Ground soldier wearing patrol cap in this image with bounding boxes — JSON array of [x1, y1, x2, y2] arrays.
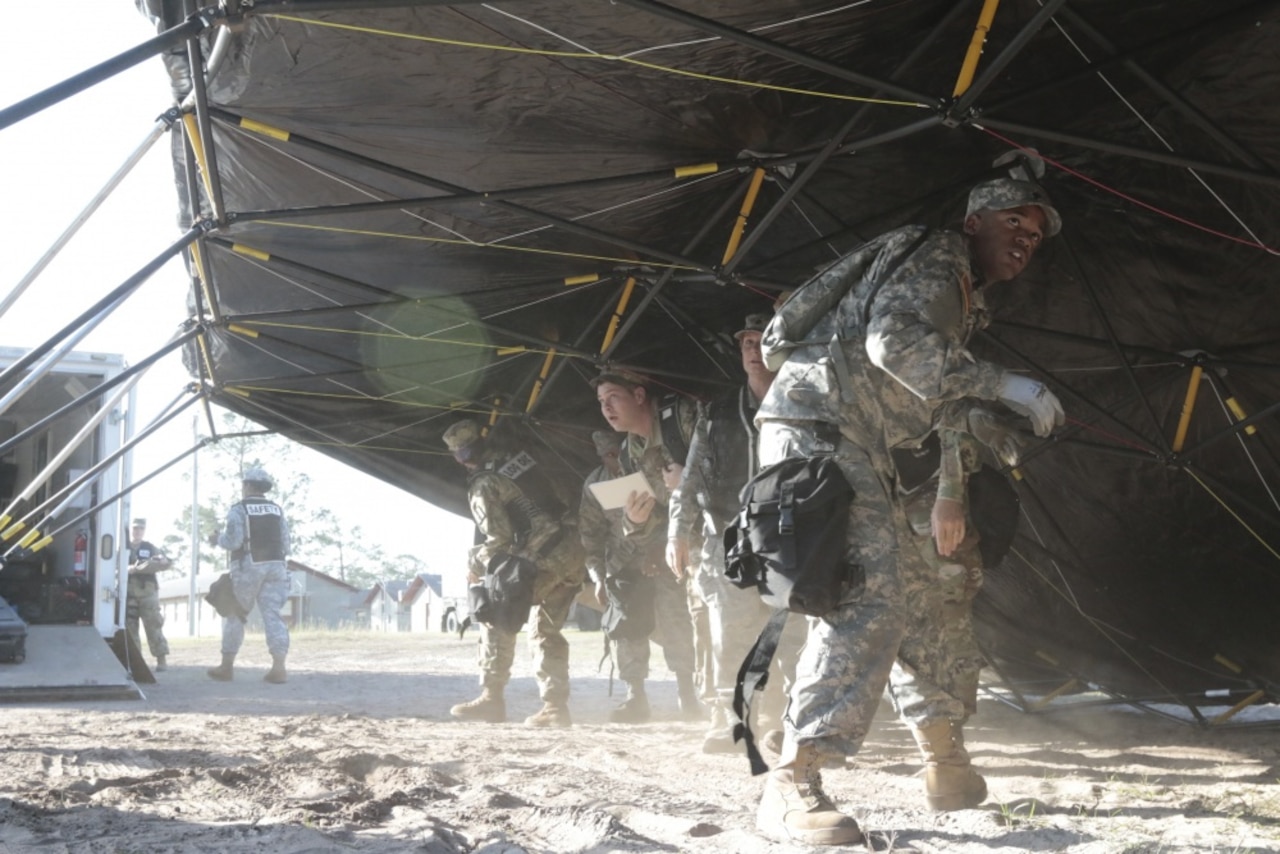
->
[[751, 176, 1065, 844], [125, 517, 173, 673], [667, 311, 802, 754], [445, 418, 586, 728], [206, 466, 292, 684]]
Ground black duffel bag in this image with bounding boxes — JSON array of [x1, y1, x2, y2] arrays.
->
[[724, 455, 857, 618]]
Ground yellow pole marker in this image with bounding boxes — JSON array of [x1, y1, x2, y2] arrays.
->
[[1214, 653, 1243, 674], [601, 276, 637, 353], [1010, 467, 1024, 481], [674, 162, 718, 179], [1211, 689, 1265, 725], [1029, 678, 1079, 711], [2, 522, 27, 541], [953, 0, 1002, 97], [484, 397, 502, 437], [495, 346, 526, 356], [0, 515, 8, 530], [18, 529, 41, 548], [564, 274, 599, 286], [228, 323, 260, 338], [30, 535, 54, 553], [1224, 396, 1258, 436], [722, 167, 767, 265], [182, 113, 215, 203], [1172, 365, 1203, 452], [239, 117, 290, 141], [232, 243, 271, 262], [224, 386, 251, 398], [527, 347, 558, 411]]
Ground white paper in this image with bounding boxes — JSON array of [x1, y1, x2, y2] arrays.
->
[[587, 471, 655, 511]]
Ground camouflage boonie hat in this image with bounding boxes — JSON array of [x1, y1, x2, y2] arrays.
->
[[242, 466, 274, 491], [132, 518, 146, 527], [592, 430, 623, 457], [967, 178, 1062, 237], [442, 419, 483, 452], [735, 312, 771, 341], [589, 368, 647, 391]]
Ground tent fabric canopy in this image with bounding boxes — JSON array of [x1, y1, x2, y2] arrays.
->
[[139, 0, 1280, 713]]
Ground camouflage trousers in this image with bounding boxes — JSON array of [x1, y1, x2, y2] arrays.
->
[[760, 420, 962, 762], [125, 574, 169, 658], [692, 536, 804, 724], [478, 541, 584, 703], [889, 516, 985, 720], [222, 558, 291, 658], [613, 568, 697, 686]]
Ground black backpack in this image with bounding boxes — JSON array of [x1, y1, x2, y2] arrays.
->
[[722, 455, 858, 775], [600, 571, 657, 641]]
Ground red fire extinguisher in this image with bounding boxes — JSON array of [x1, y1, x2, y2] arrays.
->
[[73, 530, 87, 577]]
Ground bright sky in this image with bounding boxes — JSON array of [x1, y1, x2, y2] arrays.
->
[[0, 2, 473, 583]]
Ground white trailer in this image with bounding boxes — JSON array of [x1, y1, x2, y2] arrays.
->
[[0, 346, 141, 700]]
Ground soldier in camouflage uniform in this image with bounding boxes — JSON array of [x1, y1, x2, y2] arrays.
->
[[125, 517, 172, 673], [206, 467, 292, 684], [444, 418, 586, 728], [586, 370, 702, 723], [667, 312, 800, 753], [754, 178, 1065, 845]]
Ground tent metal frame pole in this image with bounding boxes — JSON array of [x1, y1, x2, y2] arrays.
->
[[982, 0, 1280, 124], [0, 226, 204, 393], [246, 0, 491, 12], [526, 294, 625, 417], [602, 172, 757, 360], [186, 32, 228, 225], [981, 331, 1163, 455], [949, 0, 1071, 119], [612, 0, 938, 107], [1180, 460, 1280, 536], [0, 13, 215, 131], [977, 117, 1280, 191], [1056, 5, 1273, 173], [0, 331, 198, 460], [0, 120, 170, 322], [1059, 233, 1172, 456], [719, 0, 971, 276], [211, 115, 716, 275], [213, 242, 602, 358], [1182, 398, 1280, 458]]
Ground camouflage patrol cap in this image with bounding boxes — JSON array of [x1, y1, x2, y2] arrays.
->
[[734, 312, 771, 341], [592, 430, 623, 458], [242, 466, 274, 491], [132, 518, 146, 528], [589, 368, 647, 391], [442, 419, 483, 452], [967, 178, 1062, 237]]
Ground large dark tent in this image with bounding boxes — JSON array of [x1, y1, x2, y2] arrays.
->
[[12, 0, 1277, 721]]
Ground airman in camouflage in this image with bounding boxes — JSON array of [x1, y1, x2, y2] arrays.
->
[[587, 370, 702, 723], [444, 418, 586, 728], [754, 178, 1065, 845]]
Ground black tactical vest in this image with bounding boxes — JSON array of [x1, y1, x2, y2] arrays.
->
[[239, 497, 286, 562], [701, 387, 760, 522], [474, 450, 567, 548]]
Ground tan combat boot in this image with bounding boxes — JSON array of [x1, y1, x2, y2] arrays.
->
[[757, 742, 863, 845], [154, 655, 167, 673], [910, 719, 988, 811], [701, 703, 737, 754], [450, 687, 506, 723], [206, 653, 235, 681], [609, 683, 651, 724], [524, 700, 571, 728], [264, 655, 288, 684]]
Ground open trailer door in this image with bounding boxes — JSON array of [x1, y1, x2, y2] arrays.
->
[[0, 346, 141, 701]]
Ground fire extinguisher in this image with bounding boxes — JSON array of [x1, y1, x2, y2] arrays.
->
[[73, 530, 87, 577]]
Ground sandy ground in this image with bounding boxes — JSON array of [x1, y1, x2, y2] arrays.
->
[[1, 629, 1278, 854]]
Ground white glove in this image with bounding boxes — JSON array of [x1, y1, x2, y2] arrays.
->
[[997, 373, 1064, 438]]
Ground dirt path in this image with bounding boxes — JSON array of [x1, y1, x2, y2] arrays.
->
[[1, 630, 1277, 852]]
